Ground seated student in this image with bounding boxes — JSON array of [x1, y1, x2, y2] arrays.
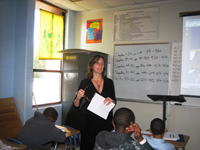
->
[[94, 107, 154, 150], [17, 107, 66, 150], [142, 118, 175, 150]]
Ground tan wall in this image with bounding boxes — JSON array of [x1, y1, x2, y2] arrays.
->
[[75, 1, 200, 149]]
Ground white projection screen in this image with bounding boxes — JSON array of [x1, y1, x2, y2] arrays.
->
[[181, 15, 200, 96]]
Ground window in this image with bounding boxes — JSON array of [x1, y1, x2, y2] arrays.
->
[[33, 1, 66, 106]]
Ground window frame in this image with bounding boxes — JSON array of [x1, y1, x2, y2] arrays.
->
[[33, 1, 66, 107]]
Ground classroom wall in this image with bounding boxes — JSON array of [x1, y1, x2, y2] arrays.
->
[[74, 0, 200, 149], [0, 0, 64, 125], [0, 0, 15, 98], [0, 0, 35, 123], [1, 0, 199, 149], [65, 10, 76, 49]]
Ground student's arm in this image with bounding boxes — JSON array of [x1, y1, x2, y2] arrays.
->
[[127, 123, 154, 150], [48, 123, 66, 143], [135, 132, 154, 150]]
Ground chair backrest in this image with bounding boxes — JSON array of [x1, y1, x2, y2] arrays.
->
[[0, 97, 23, 139]]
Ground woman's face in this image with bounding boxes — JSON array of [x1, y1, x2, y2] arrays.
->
[[92, 58, 104, 74]]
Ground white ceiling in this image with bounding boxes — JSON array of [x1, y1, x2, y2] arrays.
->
[[43, 0, 186, 12]]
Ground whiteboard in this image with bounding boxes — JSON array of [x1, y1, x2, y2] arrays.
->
[[113, 43, 170, 101]]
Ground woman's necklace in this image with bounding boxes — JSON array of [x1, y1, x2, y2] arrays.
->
[[92, 79, 102, 91]]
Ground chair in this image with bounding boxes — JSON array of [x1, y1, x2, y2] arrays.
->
[[0, 97, 23, 143], [6, 138, 23, 144], [63, 125, 81, 147]]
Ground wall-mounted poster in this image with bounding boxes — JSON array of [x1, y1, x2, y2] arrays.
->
[[113, 7, 159, 41], [86, 19, 103, 43]]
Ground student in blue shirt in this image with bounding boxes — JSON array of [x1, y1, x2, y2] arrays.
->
[[142, 118, 175, 150]]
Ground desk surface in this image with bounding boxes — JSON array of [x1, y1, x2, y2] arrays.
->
[[55, 125, 80, 138], [165, 135, 190, 149], [54, 125, 80, 150], [0, 138, 27, 150], [142, 132, 190, 149]]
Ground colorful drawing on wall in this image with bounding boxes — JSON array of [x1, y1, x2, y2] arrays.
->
[[86, 19, 103, 43]]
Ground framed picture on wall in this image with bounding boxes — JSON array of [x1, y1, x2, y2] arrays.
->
[[86, 18, 103, 43]]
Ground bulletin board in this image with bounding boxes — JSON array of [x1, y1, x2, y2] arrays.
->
[[113, 43, 170, 101]]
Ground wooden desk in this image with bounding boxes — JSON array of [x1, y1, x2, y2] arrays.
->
[[142, 132, 190, 150], [55, 125, 80, 138], [55, 125, 80, 150], [0, 138, 27, 150], [165, 135, 190, 149]]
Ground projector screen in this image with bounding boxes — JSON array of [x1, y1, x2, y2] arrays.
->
[[181, 15, 200, 96]]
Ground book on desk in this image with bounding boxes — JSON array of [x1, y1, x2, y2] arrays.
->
[[163, 132, 180, 141]]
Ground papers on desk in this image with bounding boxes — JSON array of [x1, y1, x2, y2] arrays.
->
[[141, 131, 180, 141], [0, 140, 18, 150], [164, 132, 180, 141], [55, 125, 71, 133], [87, 93, 115, 120]]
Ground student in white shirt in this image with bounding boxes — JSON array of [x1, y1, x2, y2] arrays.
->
[[143, 118, 175, 150]]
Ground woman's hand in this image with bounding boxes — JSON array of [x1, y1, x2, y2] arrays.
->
[[74, 89, 85, 107], [76, 89, 85, 100], [103, 97, 115, 106]]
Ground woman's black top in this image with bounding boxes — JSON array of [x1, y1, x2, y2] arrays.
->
[[65, 77, 116, 150]]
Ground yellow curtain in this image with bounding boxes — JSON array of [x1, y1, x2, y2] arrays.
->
[[39, 10, 63, 60]]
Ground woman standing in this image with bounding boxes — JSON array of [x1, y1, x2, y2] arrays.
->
[[74, 54, 116, 150]]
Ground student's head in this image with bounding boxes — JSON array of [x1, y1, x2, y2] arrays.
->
[[43, 107, 58, 123], [86, 54, 105, 79], [150, 118, 166, 135], [113, 107, 135, 134]]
